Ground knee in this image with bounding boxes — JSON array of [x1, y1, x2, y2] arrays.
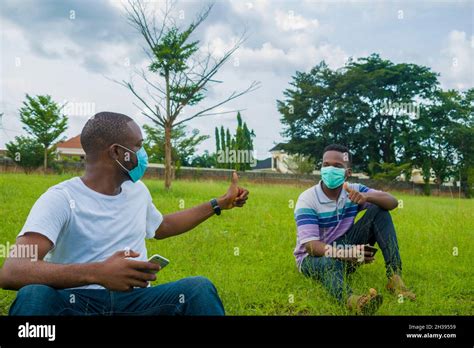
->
[[175, 276, 224, 315], [10, 284, 59, 315], [303, 256, 345, 278], [181, 276, 217, 295], [17, 284, 57, 301], [367, 204, 384, 213], [367, 204, 390, 217]]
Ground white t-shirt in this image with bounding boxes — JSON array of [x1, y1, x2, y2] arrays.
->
[[18, 177, 163, 289]]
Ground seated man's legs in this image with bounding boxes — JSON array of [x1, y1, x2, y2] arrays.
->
[[10, 284, 72, 315], [10, 276, 225, 316], [301, 255, 352, 303], [338, 204, 402, 277], [301, 254, 382, 314], [112, 276, 225, 316], [9, 284, 113, 316], [337, 205, 415, 300]]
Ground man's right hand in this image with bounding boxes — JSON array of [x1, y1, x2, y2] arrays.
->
[[338, 245, 375, 263], [95, 250, 161, 291]]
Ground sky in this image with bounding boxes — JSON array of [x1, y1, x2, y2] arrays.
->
[[0, 0, 472, 159]]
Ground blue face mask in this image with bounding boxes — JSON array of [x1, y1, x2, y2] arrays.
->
[[321, 166, 346, 189], [115, 144, 148, 183]]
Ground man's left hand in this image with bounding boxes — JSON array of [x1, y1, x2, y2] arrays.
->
[[344, 182, 367, 205]]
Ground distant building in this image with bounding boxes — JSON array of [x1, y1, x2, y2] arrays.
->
[[252, 157, 272, 171], [269, 143, 292, 173], [56, 135, 85, 160], [399, 168, 437, 184]]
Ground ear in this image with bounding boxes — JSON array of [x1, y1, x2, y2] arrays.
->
[[108, 144, 121, 161], [346, 167, 352, 179]]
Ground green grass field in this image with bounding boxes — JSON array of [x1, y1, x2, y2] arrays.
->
[[0, 173, 473, 315]]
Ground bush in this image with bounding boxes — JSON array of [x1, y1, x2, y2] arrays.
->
[[5, 136, 44, 173]]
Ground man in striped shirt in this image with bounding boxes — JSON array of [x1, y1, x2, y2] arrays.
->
[[294, 144, 415, 314]]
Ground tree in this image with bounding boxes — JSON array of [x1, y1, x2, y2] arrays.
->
[[190, 150, 217, 168], [283, 154, 315, 175], [242, 122, 255, 170], [143, 124, 209, 169], [421, 158, 432, 196], [19, 94, 68, 171], [448, 88, 474, 197], [215, 113, 256, 171], [119, 0, 259, 189], [225, 128, 232, 169], [215, 127, 220, 153], [406, 89, 473, 195], [425, 91, 461, 194], [220, 125, 226, 167], [371, 162, 412, 182], [6, 136, 54, 173], [235, 112, 244, 171], [278, 54, 439, 173]]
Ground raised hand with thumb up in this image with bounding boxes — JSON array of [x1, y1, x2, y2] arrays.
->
[[343, 182, 367, 205], [218, 171, 250, 209]]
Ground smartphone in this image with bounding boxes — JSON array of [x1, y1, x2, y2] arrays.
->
[[147, 254, 170, 273], [364, 244, 378, 256]]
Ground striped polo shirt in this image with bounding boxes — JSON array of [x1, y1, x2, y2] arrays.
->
[[293, 181, 375, 270]]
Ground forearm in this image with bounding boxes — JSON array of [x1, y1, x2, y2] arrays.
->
[[305, 240, 361, 261], [366, 191, 398, 210], [0, 258, 101, 290], [155, 197, 224, 239]]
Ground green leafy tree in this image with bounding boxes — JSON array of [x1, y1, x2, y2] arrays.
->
[[283, 154, 315, 175], [448, 88, 474, 197], [421, 158, 432, 196], [372, 162, 412, 182], [242, 122, 255, 170], [215, 113, 256, 171], [215, 127, 220, 153], [406, 89, 473, 195], [120, 0, 259, 189], [278, 54, 439, 172], [190, 150, 217, 168], [220, 126, 226, 151], [6, 136, 54, 173], [225, 128, 232, 169], [143, 124, 209, 169], [234, 112, 244, 171], [19, 94, 68, 171]]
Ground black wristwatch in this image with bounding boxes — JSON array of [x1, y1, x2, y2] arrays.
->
[[210, 198, 221, 216]]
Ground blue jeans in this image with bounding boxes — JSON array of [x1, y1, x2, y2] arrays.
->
[[300, 205, 402, 303], [9, 276, 225, 316]]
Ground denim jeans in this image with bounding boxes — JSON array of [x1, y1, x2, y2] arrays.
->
[[300, 205, 402, 303], [9, 276, 225, 316]]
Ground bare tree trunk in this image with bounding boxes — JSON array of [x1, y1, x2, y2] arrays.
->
[[43, 147, 48, 173], [164, 125, 172, 189]]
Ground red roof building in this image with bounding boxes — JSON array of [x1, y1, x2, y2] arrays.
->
[[56, 135, 85, 159]]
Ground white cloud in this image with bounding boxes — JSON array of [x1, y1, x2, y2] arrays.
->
[[1, 0, 472, 156], [229, 0, 270, 15], [438, 30, 474, 89], [274, 9, 319, 32]]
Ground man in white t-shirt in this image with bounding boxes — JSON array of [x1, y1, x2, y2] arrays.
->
[[1, 111, 249, 316]]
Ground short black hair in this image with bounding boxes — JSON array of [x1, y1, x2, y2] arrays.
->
[[323, 144, 352, 166], [81, 112, 134, 155]]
